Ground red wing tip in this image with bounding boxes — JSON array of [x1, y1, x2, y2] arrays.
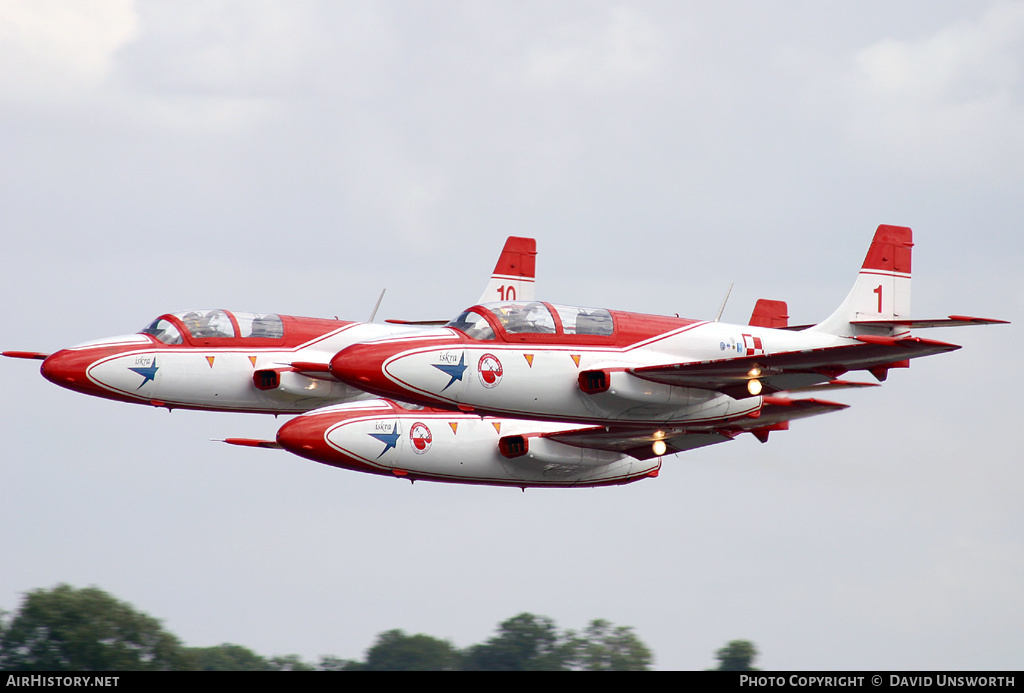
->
[[762, 396, 848, 409], [3, 351, 51, 360], [803, 398, 850, 409]]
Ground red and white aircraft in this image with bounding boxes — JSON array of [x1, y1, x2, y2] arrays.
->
[[261, 400, 666, 488], [300, 225, 1005, 469], [254, 377, 867, 488], [3, 237, 537, 415]]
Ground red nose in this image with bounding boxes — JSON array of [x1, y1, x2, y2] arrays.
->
[[329, 343, 394, 396], [277, 411, 379, 476], [40, 349, 97, 393], [276, 415, 325, 458]]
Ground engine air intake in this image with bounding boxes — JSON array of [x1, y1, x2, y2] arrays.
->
[[578, 369, 610, 394], [498, 435, 529, 459]]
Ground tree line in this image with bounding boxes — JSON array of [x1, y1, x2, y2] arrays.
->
[[0, 584, 758, 671]]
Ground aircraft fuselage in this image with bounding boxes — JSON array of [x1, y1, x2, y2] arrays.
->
[[275, 399, 661, 488], [328, 307, 856, 427], [39, 312, 417, 414]]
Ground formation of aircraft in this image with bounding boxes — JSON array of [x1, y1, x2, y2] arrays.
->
[[6, 226, 1007, 488], [4, 237, 537, 415]]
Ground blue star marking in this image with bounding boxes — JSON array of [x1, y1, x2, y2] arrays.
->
[[129, 358, 159, 389], [369, 421, 401, 458], [432, 352, 467, 392]]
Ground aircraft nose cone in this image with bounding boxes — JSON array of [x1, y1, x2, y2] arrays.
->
[[329, 344, 390, 393], [276, 416, 323, 457], [276, 404, 393, 476], [40, 349, 92, 390]]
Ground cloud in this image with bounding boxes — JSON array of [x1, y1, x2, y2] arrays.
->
[[855, 2, 1023, 103], [845, 1, 1024, 178], [520, 6, 667, 91], [0, 0, 139, 101]]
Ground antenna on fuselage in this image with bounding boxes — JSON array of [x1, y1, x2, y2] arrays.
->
[[368, 288, 387, 323], [714, 283, 734, 322]]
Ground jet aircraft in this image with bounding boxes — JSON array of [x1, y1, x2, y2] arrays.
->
[[220, 391, 858, 488], [227, 399, 666, 488], [3, 237, 537, 415], [315, 225, 1006, 465]]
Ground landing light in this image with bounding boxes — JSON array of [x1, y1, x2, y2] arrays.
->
[[652, 440, 667, 456], [747, 379, 763, 396]]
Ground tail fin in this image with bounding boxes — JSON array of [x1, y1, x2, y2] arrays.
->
[[477, 236, 537, 304], [749, 299, 789, 329], [810, 225, 913, 336]]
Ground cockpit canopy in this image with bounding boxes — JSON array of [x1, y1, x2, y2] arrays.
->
[[140, 310, 284, 345], [445, 301, 614, 340]]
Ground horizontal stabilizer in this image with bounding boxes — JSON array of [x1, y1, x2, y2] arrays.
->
[[852, 315, 1009, 329]]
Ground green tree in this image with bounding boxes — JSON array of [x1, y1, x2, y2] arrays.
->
[[267, 654, 316, 671], [460, 613, 575, 671], [569, 619, 653, 671], [713, 640, 759, 671], [1, 584, 659, 672], [345, 629, 459, 671], [0, 584, 184, 671], [181, 643, 270, 671], [317, 654, 357, 671]]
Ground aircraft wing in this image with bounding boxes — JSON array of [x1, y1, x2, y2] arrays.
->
[[538, 397, 848, 459], [631, 336, 962, 398], [539, 426, 733, 460]]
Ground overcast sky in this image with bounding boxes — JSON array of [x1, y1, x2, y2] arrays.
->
[[1, 0, 1021, 671]]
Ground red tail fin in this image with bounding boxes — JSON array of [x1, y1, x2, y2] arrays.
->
[[862, 225, 913, 273], [478, 237, 537, 303], [749, 299, 789, 329]]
